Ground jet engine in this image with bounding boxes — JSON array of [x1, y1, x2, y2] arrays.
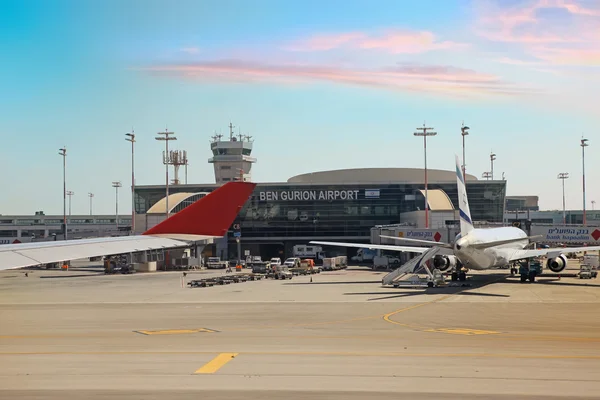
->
[[546, 254, 568, 273], [432, 255, 458, 272]]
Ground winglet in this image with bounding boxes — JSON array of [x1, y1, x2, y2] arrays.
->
[[142, 182, 256, 238]]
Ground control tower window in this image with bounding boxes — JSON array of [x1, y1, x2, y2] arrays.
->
[[242, 148, 252, 156], [220, 165, 232, 170], [213, 148, 229, 156]]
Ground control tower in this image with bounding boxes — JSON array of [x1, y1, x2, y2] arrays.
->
[[208, 122, 257, 184]]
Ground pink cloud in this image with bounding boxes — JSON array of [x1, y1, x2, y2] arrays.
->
[[285, 30, 467, 54], [141, 60, 537, 98], [285, 32, 366, 51], [534, 47, 600, 66], [474, 0, 600, 66]]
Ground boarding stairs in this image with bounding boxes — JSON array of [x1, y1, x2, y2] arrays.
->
[[381, 247, 441, 286]]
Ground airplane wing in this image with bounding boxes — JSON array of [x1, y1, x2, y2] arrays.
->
[[379, 235, 453, 248], [0, 181, 256, 270], [508, 245, 600, 262], [309, 241, 429, 253]]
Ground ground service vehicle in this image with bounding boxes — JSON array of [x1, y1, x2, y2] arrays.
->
[[246, 256, 269, 270], [270, 258, 282, 266], [251, 262, 271, 274], [579, 264, 598, 279], [206, 257, 228, 269], [292, 245, 325, 261], [272, 265, 293, 280], [351, 248, 377, 263], [284, 257, 301, 268]]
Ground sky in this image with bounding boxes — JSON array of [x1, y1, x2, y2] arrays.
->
[[0, 0, 599, 215]]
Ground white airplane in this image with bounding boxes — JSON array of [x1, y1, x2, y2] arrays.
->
[[0, 181, 256, 270], [311, 155, 600, 282]]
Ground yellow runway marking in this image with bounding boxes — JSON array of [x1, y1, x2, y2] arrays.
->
[[134, 328, 217, 335], [194, 352, 238, 374], [424, 328, 500, 336], [1, 350, 600, 360], [382, 294, 453, 328]]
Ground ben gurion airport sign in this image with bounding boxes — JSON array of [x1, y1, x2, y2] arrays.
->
[[259, 189, 380, 202]]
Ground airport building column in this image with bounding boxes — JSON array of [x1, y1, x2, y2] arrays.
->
[[215, 236, 229, 261]]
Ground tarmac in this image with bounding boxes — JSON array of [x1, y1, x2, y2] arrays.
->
[[1, 260, 600, 399]]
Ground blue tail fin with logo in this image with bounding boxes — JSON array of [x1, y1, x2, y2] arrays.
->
[[455, 155, 474, 235]]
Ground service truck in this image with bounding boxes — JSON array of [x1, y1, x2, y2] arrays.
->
[[283, 257, 301, 268], [373, 255, 401, 270], [270, 258, 282, 266], [206, 257, 228, 269], [271, 264, 293, 280], [351, 248, 377, 263], [583, 254, 599, 268], [246, 256, 269, 270], [292, 245, 325, 261]]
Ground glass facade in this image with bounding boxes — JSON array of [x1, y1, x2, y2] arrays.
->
[[135, 181, 506, 241]]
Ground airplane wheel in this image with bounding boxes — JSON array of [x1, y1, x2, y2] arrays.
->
[[458, 272, 467, 281], [451, 272, 458, 281], [529, 271, 536, 283], [427, 282, 434, 288]]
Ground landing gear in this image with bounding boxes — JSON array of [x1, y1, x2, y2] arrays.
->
[[517, 259, 541, 283], [451, 266, 468, 282]]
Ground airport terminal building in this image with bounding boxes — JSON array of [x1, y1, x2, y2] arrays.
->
[[134, 167, 507, 260]]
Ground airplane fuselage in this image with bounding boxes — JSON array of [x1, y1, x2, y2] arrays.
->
[[454, 226, 528, 270]]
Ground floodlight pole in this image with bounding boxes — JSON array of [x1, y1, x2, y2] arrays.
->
[[88, 193, 94, 216], [156, 129, 177, 218], [461, 122, 470, 179], [490, 152, 497, 180], [125, 130, 136, 233], [557, 173, 569, 225], [414, 123, 437, 229], [66, 191, 74, 216], [112, 181, 122, 229], [59, 147, 67, 240], [581, 138, 589, 225]]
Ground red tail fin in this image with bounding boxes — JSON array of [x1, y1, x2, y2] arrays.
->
[[142, 182, 256, 238]]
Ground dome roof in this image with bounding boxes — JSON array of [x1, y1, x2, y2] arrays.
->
[[287, 168, 477, 184]]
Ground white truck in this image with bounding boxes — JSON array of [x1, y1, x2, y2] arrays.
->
[[206, 257, 228, 269], [270, 258, 282, 266], [373, 255, 401, 270], [272, 265, 293, 280], [283, 257, 301, 268], [583, 254, 599, 268], [351, 248, 377, 263], [292, 245, 325, 261]]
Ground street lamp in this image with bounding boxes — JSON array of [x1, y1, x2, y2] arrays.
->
[[581, 138, 589, 225], [66, 191, 74, 216], [414, 122, 437, 229], [58, 147, 67, 240], [490, 152, 497, 180], [125, 130, 136, 234], [112, 181, 122, 229], [460, 122, 470, 179], [155, 129, 177, 218], [557, 173, 569, 225], [88, 193, 94, 215]]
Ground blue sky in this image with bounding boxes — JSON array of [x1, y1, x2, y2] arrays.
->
[[1, 0, 599, 215]]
